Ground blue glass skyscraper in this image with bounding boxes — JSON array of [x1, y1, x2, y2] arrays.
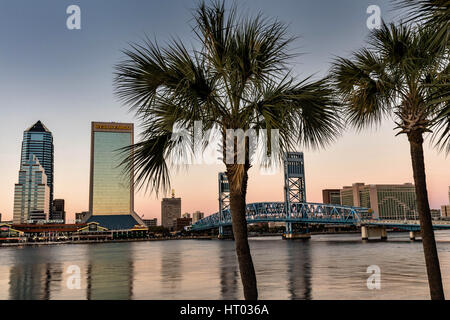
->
[[21, 121, 54, 219]]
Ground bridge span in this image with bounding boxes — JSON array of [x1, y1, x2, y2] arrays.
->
[[190, 152, 450, 240]]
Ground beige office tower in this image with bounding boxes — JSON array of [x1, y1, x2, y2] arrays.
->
[[340, 183, 418, 220], [161, 190, 181, 229], [87, 122, 144, 229], [13, 155, 50, 223]]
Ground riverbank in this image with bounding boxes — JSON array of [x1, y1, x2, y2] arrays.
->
[[0, 229, 403, 247], [0, 235, 214, 247]]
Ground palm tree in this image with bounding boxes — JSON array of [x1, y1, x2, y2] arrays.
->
[[394, 0, 450, 154], [331, 22, 449, 300], [114, 1, 341, 300], [394, 0, 449, 48]]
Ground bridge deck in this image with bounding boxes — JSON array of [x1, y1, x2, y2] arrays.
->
[[190, 202, 450, 232]]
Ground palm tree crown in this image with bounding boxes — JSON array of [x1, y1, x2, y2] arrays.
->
[[114, 1, 341, 194], [331, 22, 448, 150], [114, 0, 342, 300]]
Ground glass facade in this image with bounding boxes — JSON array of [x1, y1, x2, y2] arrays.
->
[[20, 121, 54, 218], [90, 123, 134, 216], [13, 155, 50, 223]]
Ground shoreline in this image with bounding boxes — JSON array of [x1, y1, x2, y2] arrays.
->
[[0, 235, 214, 248], [0, 229, 415, 248]]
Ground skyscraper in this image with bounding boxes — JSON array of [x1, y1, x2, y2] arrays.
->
[[87, 122, 143, 229], [13, 155, 50, 223], [20, 121, 54, 218], [161, 190, 181, 230]]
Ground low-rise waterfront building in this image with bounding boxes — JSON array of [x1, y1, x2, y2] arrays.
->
[[174, 217, 192, 231], [0, 224, 26, 243], [322, 189, 341, 205], [9, 220, 148, 242], [143, 218, 157, 227]]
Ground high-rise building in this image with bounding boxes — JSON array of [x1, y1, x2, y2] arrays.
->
[[13, 155, 50, 223], [322, 189, 341, 205], [182, 212, 191, 219], [52, 199, 66, 223], [340, 183, 418, 220], [87, 122, 144, 229], [192, 211, 204, 223], [20, 121, 54, 218], [161, 190, 181, 230]]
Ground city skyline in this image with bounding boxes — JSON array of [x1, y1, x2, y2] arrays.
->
[[0, 0, 449, 223]]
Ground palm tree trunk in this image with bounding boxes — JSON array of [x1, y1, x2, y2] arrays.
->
[[408, 131, 445, 300], [227, 166, 258, 300]]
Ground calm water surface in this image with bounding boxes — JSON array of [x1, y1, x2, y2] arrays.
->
[[1, 231, 450, 300]]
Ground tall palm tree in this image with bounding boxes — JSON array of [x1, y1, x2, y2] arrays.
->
[[394, 0, 449, 154], [114, 1, 341, 300], [331, 22, 449, 300]]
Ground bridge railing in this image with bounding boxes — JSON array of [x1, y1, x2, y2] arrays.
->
[[190, 201, 374, 230]]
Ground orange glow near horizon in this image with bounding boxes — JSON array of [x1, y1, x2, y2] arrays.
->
[[1, 121, 448, 223]]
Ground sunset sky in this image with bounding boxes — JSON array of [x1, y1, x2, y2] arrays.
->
[[0, 0, 448, 223]]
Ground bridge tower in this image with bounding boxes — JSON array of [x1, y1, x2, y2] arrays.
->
[[283, 152, 309, 239], [218, 172, 230, 237]]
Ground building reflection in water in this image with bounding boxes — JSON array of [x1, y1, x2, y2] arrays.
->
[[286, 241, 312, 300], [86, 243, 134, 300], [8, 247, 62, 300], [218, 241, 239, 299], [160, 242, 183, 293]]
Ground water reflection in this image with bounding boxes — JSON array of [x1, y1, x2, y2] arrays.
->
[[3, 232, 450, 300], [8, 248, 62, 300], [286, 241, 312, 300], [160, 241, 183, 293], [85, 243, 134, 300], [218, 241, 239, 299]]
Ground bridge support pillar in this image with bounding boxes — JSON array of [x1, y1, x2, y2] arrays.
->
[[409, 231, 421, 241], [361, 226, 387, 240], [282, 233, 311, 240], [283, 222, 310, 240], [218, 226, 233, 240]]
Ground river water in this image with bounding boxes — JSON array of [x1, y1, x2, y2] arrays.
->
[[1, 231, 450, 300]]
